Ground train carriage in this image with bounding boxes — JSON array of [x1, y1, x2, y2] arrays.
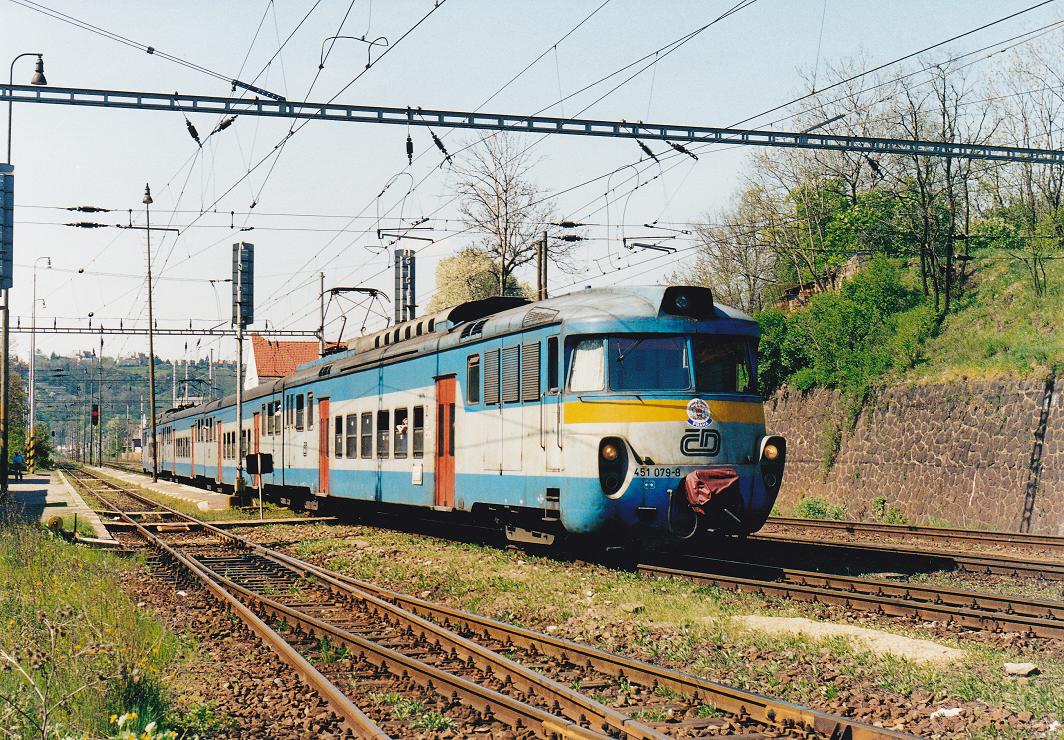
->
[[145, 285, 786, 542]]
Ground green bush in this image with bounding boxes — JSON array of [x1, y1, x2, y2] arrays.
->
[[792, 496, 847, 520], [757, 258, 933, 397], [870, 495, 909, 524]]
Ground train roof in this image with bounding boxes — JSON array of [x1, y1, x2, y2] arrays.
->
[[156, 285, 754, 424]]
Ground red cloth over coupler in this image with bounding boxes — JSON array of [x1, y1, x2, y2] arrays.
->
[[684, 469, 739, 515]]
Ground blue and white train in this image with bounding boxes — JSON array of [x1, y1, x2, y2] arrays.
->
[[144, 285, 786, 542]]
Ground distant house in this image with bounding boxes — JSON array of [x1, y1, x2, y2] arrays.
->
[[244, 335, 323, 391], [775, 253, 869, 312]]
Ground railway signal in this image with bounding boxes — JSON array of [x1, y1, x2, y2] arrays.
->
[[232, 242, 253, 498], [91, 403, 99, 425]]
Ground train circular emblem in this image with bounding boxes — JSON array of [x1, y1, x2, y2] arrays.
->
[[686, 398, 712, 428]]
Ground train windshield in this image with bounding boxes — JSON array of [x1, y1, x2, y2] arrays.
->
[[692, 336, 755, 393], [608, 336, 690, 391]]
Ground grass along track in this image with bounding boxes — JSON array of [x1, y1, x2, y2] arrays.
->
[[69, 466, 910, 739]]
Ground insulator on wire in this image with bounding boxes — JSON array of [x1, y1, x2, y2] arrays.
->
[[66, 222, 107, 229], [552, 221, 585, 228], [636, 139, 659, 163], [557, 234, 585, 242], [185, 116, 201, 147], [406, 134, 414, 165], [212, 115, 237, 135], [67, 206, 110, 213], [667, 140, 698, 161], [430, 131, 452, 166]]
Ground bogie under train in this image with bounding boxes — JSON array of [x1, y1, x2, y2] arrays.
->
[[145, 285, 786, 542]]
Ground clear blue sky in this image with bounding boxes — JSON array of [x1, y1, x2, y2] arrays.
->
[[1, 0, 1058, 362]]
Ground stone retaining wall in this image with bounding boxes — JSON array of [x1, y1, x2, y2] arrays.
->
[[763, 377, 1062, 534]]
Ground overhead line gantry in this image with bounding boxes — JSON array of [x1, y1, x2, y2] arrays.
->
[[2, 83, 1063, 165]]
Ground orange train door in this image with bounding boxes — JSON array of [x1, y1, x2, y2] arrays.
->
[[252, 412, 261, 489], [216, 421, 223, 484], [434, 377, 456, 508], [318, 398, 330, 494]]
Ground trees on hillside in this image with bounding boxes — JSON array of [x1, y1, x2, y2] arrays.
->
[[680, 43, 1064, 317]]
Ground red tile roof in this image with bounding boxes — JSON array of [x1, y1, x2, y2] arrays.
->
[[250, 334, 321, 379]]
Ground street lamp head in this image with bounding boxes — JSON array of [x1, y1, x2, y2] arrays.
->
[[142, 183, 153, 205], [30, 56, 46, 86]]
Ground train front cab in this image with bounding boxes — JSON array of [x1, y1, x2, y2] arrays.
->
[[557, 288, 786, 538]]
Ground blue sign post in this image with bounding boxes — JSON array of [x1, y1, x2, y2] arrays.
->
[[0, 164, 12, 290], [0, 164, 11, 495]]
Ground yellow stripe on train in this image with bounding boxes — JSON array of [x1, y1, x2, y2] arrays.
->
[[563, 399, 765, 425]]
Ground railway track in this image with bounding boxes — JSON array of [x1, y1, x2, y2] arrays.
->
[[68, 466, 911, 739], [637, 554, 1064, 640], [744, 533, 1064, 581], [765, 516, 1064, 554]]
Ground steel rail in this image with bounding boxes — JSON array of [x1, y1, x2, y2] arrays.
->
[[75, 466, 916, 740], [765, 516, 1064, 553], [637, 562, 1064, 640], [750, 533, 1064, 580], [71, 468, 658, 739], [81, 482, 389, 738]]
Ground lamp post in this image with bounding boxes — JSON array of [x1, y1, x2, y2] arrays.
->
[[144, 184, 158, 481], [2, 52, 46, 493], [28, 255, 50, 469]]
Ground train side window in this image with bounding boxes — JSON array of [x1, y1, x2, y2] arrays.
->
[[394, 408, 409, 458], [466, 355, 480, 404], [412, 406, 424, 458], [547, 337, 560, 391], [346, 414, 358, 458], [569, 338, 605, 392], [448, 403, 455, 456], [360, 413, 373, 458], [295, 394, 305, 430], [521, 342, 540, 401], [437, 404, 445, 455], [484, 349, 500, 405], [501, 346, 520, 403], [261, 405, 266, 436], [334, 416, 343, 458], [307, 392, 314, 429], [377, 410, 390, 458]]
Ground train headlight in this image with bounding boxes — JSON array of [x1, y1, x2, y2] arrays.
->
[[599, 437, 628, 496], [762, 443, 779, 461], [673, 293, 689, 310]]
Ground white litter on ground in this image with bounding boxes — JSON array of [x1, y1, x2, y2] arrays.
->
[[736, 615, 965, 664]]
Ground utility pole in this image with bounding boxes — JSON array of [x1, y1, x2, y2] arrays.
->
[[537, 231, 548, 301], [318, 271, 325, 356], [143, 184, 158, 481], [97, 334, 103, 465], [171, 360, 176, 408], [2, 54, 46, 492], [208, 348, 214, 401]]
